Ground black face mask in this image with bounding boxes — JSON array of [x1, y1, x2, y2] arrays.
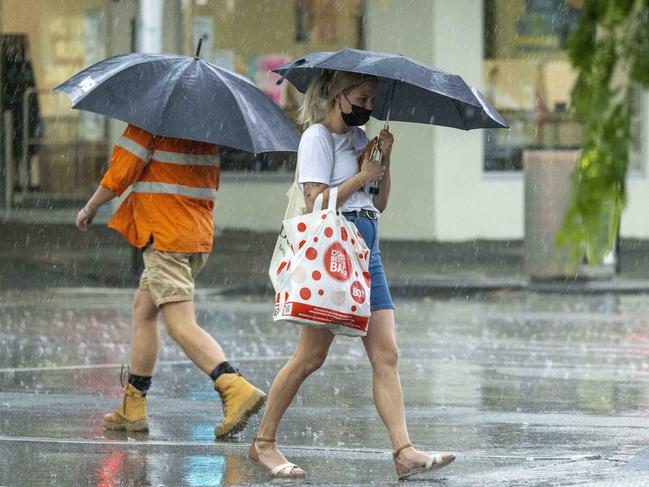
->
[[340, 94, 372, 126]]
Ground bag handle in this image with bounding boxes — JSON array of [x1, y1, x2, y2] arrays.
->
[[328, 185, 337, 211], [313, 186, 337, 213], [313, 192, 324, 213]]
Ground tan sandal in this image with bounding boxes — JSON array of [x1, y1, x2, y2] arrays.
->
[[247, 435, 306, 478], [393, 442, 455, 480]]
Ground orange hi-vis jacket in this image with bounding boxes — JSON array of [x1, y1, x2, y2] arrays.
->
[[100, 124, 220, 253]]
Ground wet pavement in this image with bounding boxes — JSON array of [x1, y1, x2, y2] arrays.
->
[[3, 290, 649, 485]]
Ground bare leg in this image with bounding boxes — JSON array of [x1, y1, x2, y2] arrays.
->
[[362, 309, 436, 467], [129, 290, 160, 376], [254, 326, 335, 473], [103, 290, 158, 430], [160, 300, 227, 374]]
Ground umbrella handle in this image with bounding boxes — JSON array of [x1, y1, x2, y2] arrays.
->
[[383, 106, 390, 131], [383, 79, 394, 130]]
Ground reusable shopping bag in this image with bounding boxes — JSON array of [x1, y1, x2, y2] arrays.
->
[[270, 187, 371, 337]]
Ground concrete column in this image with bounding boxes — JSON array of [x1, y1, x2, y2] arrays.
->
[[430, 0, 523, 241], [182, 0, 195, 56], [623, 91, 649, 237], [364, 0, 436, 240], [139, 0, 164, 53]]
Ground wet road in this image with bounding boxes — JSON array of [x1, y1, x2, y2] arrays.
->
[[2, 290, 649, 486]]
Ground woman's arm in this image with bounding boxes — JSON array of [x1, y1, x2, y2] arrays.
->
[[372, 153, 391, 213], [303, 150, 385, 213], [303, 178, 362, 213], [372, 128, 394, 213]]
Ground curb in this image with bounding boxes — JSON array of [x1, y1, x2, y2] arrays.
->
[[200, 278, 649, 297]]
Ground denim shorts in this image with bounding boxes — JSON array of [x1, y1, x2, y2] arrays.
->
[[344, 215, 395, 312]]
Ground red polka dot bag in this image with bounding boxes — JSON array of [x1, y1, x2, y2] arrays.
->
[[270, 187, 371, 337]]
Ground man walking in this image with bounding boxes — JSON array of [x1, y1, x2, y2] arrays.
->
[[76, 123, 266, 438]]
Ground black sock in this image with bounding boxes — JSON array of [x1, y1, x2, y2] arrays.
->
[[128, 374, 152, 396], [209, 361, 239, 381]]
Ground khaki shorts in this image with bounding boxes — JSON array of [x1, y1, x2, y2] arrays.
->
[[139, 249, 209, 307]]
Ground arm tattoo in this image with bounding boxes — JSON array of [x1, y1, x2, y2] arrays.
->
[[303, 182, 327, 201]]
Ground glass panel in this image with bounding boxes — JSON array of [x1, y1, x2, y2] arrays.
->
[[1, 0, 107, 195], [483, 0, 584, 172], [191, 0, 364, 172]]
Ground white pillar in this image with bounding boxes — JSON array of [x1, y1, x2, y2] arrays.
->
[[139, 0, 164, 53], [364, 0, 437, 240], [431, 0, 516, 241]]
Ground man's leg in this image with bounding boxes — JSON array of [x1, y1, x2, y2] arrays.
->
[[104, 290, 159, 431], [159, 300, 225, 373], [130, 289, 160, 376], [160, 300, 266, 438]]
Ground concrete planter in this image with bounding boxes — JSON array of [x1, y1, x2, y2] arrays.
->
[[523, 149, 616, 280]]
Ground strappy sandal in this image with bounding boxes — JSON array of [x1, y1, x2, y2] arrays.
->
[[248, 435, 306, 478], [393, 442, 455, 480]]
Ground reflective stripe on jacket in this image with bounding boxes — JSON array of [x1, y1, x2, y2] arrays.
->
[[100, 124, 220, 253]]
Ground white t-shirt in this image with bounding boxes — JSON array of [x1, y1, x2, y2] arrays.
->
[[297, 123, 377, 213]]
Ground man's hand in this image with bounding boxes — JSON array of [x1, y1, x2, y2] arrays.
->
[[76, 206, 97, 232]]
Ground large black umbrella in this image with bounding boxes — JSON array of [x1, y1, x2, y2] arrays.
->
[[273, 48, 508, 130], [55, 48, 300, 153]]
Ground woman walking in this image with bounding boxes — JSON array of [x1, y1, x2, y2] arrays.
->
[[248, 70, 455, 479]]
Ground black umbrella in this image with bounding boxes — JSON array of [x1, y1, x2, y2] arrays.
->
[[273, 48, 508, 130], [55, 44, 300, 153]]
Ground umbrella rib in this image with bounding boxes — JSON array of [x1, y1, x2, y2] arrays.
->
[[157, 61, 196, 136], [450, 98, 469, 131], [203, 64, 256, 153]]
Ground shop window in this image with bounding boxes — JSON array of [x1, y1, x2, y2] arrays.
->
[[1, 2, 107, 196], [484, 0, 645, 173], [483, 0, 584, 172], [295, 0, 339, 44], [216, 0, 363, 172]]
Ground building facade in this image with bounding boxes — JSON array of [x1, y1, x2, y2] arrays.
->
[[1, 0, 647, 241]]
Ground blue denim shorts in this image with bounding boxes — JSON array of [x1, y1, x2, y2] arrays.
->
[[344, 215, 395, 312]]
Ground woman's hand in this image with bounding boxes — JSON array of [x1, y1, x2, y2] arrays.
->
[[378, 128, 394, 157], [76, 205, 97, 232], [359, 140, 386, 184]]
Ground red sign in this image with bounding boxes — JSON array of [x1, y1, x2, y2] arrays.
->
[[323, 242, 352, 282], [350, 281, 366, 304]]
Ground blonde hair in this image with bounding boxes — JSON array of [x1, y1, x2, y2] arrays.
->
[[297, 70, 378, 127]]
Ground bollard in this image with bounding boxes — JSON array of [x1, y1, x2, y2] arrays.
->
[[3, 110, 13, 210], [21, 87, 35, 196]]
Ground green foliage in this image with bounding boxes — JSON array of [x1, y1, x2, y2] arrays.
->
[[557, 0, 649, 264]]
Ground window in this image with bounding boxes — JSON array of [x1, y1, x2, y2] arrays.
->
[[1, 0, 108, 195], [483, 0, 584, 172], [202, 0, 364, 172]]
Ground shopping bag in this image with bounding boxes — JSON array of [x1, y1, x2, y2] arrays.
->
[[271, 187, 372, 337], [268, 171, 306, 292]]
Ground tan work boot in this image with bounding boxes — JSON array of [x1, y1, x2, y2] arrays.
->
[[214, 373, 266, 438], [103, 383, 149, 432]]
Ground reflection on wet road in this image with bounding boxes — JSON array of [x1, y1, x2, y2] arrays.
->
[[2, 290, 649, 485]]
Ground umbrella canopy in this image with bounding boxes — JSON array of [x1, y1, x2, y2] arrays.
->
[[55, 52, 300, 153], [273, 48, 508, 130]]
